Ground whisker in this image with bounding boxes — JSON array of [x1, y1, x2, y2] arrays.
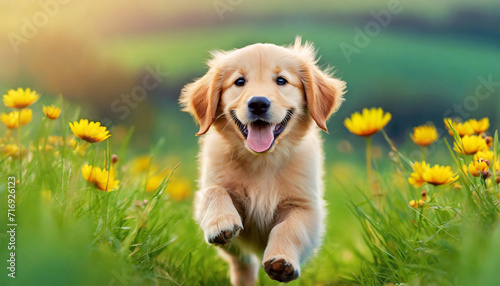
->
[[220, 119, 233, 134]]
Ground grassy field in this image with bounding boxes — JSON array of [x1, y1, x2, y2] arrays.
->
[[1, 88, 500, 285]]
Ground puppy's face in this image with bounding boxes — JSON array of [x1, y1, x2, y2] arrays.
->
[[220, 46, 305, 153], [180, 38, 346, 154]]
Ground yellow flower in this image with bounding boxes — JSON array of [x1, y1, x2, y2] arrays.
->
[[69, 119, 111, 143], [81, 164, 119, 192], [19, 109, 32, 125], [47, 135, 64, 146], [444, 119, 474, 137], [453, 135, 489, 155], [461, 164, 469, 174], [1, 109, 32, 129], [1, 112, 18, 129], [467, 118, 489, 134], [32, 143, 54, 153], [344, 107, 391, 137], [43, 105, 61, 120], [1, 144, 25, 158], [130, 156, 157, 175], [409, 199, 425, 209], [1, 144, 19, 157], [146, 175, 164, 192], [410, 125, 438, 147], [422, 164, 458, 186], [69, 137, 77, 148], [3, 88, 39, 109], [481, 133, 493, 148], [474, 150, 494, 163], [468, 160, 489, 177], [81, 164, 97, 182], [167, 178, 191, 201], [408, 161, 430, 188]]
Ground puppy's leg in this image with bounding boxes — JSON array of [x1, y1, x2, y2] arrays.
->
[[262, 205, 323, 283], [195, 186, 243, 246], [218, 248, 259, 286]]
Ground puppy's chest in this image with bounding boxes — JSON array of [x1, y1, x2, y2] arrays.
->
[[227, 177, 282, 230]]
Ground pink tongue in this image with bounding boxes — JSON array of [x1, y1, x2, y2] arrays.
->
[[247, 124, 274, 153]]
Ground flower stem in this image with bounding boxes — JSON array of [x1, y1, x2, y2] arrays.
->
[[381, 129, 407, 172], [43, 120, 53, 154], [366, 136, 372, 187], [421, 146, 427, 161], [17, 111, 22, 162]]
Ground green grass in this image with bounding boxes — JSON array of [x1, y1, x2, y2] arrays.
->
[[2, 92, 500, 285]]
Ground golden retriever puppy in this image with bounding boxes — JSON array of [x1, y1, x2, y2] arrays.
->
[[180, 37, 346, 285]]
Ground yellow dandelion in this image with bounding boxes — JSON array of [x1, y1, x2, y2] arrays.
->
[[453, 135, 489, 155], [3, 88, 39, 109], [1, 109, 32, 129], [43, 105, 61, 120], [467, 118, 489, 134], [344, 107, 391, 137], [468, 160, 489, 177], [81, 164, 119, 192], [422, 164, 458, 186], [410, 125, 438, 147], [409, 199, 425, 209], [69, 119, 111, 143], [408, 161, 430, 188], [444, 119, 474, 137]]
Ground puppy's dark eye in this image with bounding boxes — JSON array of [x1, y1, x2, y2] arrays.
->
[[276, 76, 287, 85], [234, 77, 246, 87]]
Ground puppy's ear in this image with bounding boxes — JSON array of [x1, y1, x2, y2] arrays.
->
[[292, 37, 347, 132], [180, 61, 223, 136]]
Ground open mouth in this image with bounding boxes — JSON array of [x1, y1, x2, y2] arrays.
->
[[230, 110, 293, 153]]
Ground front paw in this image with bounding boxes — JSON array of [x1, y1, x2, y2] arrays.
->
[[203, 215, 243, 246], [263, 257, 300, 283], [208, 225, 241, 246]]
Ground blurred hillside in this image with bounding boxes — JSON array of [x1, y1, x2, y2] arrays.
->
[[1, 0, 499, 148]]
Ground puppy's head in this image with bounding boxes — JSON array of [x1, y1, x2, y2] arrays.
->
[[180, 37, 346, 154]]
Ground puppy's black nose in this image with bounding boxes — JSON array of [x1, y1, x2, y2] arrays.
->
[[248, 97, 270, 115]]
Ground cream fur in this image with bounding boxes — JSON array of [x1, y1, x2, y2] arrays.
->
[[180, 37, 346, 285]]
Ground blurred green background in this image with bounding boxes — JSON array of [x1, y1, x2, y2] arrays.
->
[[1, 1, 500, 285], [1, 0, 499, 151]]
